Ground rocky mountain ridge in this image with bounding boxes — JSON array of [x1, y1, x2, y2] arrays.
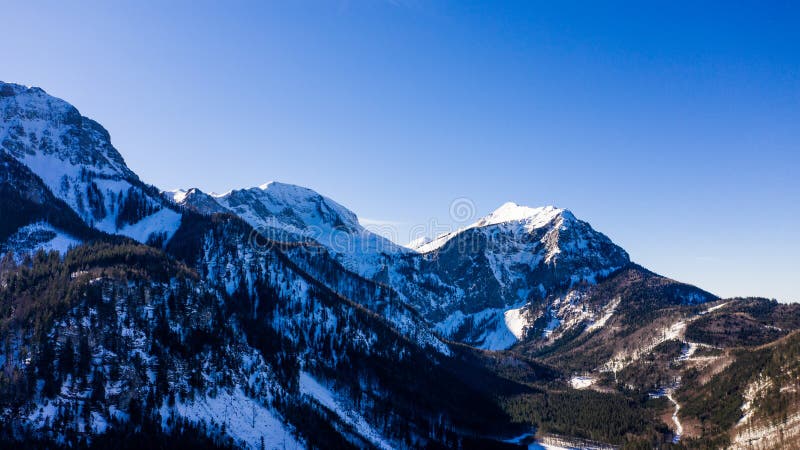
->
[[1, 81, 798, 449]]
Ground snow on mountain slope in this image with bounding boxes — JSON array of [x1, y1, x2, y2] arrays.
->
[[384, 202, 631, 349], [0, 150, 99, 256], [0, 82, 181, 245], [116, 207, 182, 243], [299, 372, 393, 450], [9, 252, 308, 450], [415, 203, 565, 253], [171, 182, 409, 278], [175, 182, 635, 350], [164, 388, 302, 449], [186, 215, 450, 355], [168, 188, 190, 204], [169, 182, 634, 352], [216, 181, 363, 240], [1, 222, 80, 257], [166, 187, 231, 215], [406, 235, 434, 251], [157, 214, 520, 446], [0, 82, 701, 356]]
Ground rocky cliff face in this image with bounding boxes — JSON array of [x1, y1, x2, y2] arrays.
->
[[1, 83, 523, 449], [172, 183, 661, 350], [169, 182, 406, 278], [1, 82, 181, 246], [10, 82, 792, 450], [383, 203, 633, 349]]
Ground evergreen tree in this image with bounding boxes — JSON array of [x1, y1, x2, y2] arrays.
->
[[91, 370, 106, 405], [59, 337, 75, 380], [37, 338, 58, 398]]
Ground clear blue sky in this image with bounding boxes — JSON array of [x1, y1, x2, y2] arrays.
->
[[4, 1, 798, 301]]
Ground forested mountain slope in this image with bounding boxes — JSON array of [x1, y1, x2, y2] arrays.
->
[[1, 81, 798, 449]]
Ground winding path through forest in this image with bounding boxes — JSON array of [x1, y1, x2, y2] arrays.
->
[[666, 390, 683, 443]]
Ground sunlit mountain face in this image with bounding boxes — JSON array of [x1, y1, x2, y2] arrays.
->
[[2, 82, 799, 449]]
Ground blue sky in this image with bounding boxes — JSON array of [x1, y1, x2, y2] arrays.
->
[[3, 1, 798, 301]]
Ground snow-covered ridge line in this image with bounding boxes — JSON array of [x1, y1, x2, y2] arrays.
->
[[170, 177, 632, 351], [475, 202, 567, 228], [170, 182, 409, 278], [2, 79, 645, 357], [414, 203, 569, 254], [1, 81, 182, 246], [391, 200, 631, 349]]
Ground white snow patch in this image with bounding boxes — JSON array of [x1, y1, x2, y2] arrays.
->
[[169, 388, 300, 450], [529, 442, 570, 450], [405, 235, 434, 251], [737, 376, 772, 428], [479, 324, 519, 350], [677, 342, 699, 361], [436, 307, 525, 351], [504, 307, 529, 340], [541, 314, 561, 338], [3, 222, 81, 256], [168, 188, 189, 203], [299, 372, 392, 450], [117, 208, 182, 244], [700, 301, 729, 315], [434, 310, 468, 336], [476, 307, 523, 350], [666, 320, 687, 341], [569, 376, 596, 390], [586, 297, 620, 333], [733, 412, 800, 448]]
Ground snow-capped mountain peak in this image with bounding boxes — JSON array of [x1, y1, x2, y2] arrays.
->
[[0, 82, 134, 180], [167, 188, 190, 203], [474, 202, 567, 229], [0, 82, 182, 246], [388, 201, 631, 349], [215, 181, 362, 237], [171, 181, 410, 277], [414, 202, 573, 254]]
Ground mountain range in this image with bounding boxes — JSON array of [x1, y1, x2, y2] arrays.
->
[[1, 81, 798, 449]]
